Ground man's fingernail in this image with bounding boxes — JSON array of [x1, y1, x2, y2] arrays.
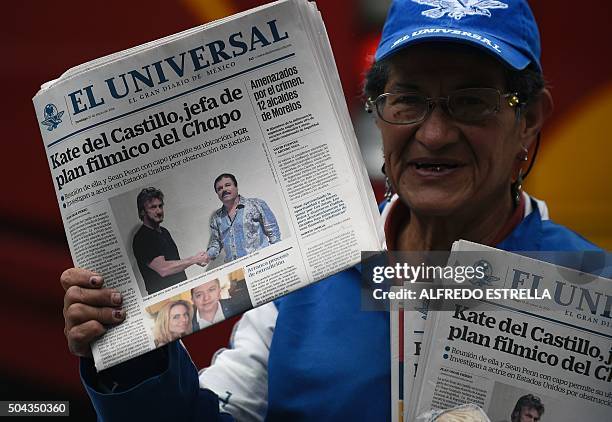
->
[[113, 310, 125, 319], [90, 276, 102, 286], [111, 292, 122, 305]]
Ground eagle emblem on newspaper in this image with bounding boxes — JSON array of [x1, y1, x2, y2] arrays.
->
[[416, 298, 430, 319], [40, 103, 65, 131], [468, 259, 500, 287], [412, 0, 508, 20]]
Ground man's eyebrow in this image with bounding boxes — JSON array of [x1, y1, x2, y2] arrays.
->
[[388, 82, 420, 91]]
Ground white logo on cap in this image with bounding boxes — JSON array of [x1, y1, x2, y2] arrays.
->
[[412, 0, 508, 20]]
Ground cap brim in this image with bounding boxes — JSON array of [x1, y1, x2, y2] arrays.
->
[[375, 30, 533, 71]]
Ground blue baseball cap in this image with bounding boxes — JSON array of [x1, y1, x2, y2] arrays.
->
[[375, 0, 541, 72]]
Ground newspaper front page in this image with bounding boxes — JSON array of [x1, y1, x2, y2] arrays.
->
[[33, 0, 381, 370], [410, 241, 612, 421]]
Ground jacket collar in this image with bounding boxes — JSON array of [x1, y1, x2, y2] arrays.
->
[[380, 192, 546, 252]]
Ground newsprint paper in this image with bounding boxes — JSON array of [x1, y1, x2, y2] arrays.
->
[[391, 286, 404, 422], [33, 0, 381, 370], [403, 295, 427, 421], [410, 241, 612, 421]]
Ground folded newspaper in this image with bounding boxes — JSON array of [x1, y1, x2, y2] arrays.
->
[[33, 0, 381, 371], [391, 286, 405, 422], [406, 241, 611, 421]]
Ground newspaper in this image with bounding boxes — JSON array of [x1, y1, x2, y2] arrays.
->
[[390, 284, 428, 422], [410, 241, 612, 421], [403, 296, 428, 421], [391, 286, 405, 422], [33, 0, 381, 371]]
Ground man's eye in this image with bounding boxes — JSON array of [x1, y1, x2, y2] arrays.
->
[[394, 94, 422, 105], [454, 95, 486, 106]]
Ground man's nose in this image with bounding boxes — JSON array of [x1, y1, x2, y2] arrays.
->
[[413, 104, 459, 151]]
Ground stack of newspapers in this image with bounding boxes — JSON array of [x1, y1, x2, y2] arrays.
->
[[391, 241, 611, 421], [33, 0, 381, 371]]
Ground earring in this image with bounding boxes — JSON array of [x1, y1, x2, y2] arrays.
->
[[384, 177, 394, 201], [511, 146, 529, 207], [512, 168, 524, 207], [381, 163, 394, 201]]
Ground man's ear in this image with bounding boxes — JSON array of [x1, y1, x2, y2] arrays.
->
[[520, 88, 553, 149]]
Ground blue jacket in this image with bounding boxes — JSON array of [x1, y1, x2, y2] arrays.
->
[[81, 197, 604, 421]]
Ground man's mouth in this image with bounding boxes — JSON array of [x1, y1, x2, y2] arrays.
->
[[414, 163, 458, 172], [408, 159, 464, 175]]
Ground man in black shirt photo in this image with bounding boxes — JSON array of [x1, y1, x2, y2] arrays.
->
[[132, 187, 208, 294]]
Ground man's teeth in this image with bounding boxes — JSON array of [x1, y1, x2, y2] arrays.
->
[[415, 163, 457, 171]]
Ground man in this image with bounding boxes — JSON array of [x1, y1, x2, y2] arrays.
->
[[61, 1, 601, 421], [132, 187, 207, 294], [191, 279, 234, 330], [510, 394, 544, 422], [205, 173, 280, 263], [227, 276, 253, 314]]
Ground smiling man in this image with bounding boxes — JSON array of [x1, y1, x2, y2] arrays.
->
[[132, 187, 208, 294], [205, 173, 281, 264], [191, 279, 236, 330]]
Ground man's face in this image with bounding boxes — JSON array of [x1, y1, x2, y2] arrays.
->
[[378, 44, 525, 217], [168, 303, 190, 336], [192, 280, 221, 314], [142, 198, 164, 226], [215, 177, 238, 203], [518, 407, 541, 422]]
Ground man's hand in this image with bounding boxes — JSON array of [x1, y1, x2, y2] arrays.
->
[[61, 268, 125, 358], [194, 251, 210, 266]]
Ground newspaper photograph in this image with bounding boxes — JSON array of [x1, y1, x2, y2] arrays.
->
[[33, 0, 381, 370], [410, 241, 612, 421]]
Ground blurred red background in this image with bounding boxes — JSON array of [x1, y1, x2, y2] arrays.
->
[[2, 0, 610, 419]]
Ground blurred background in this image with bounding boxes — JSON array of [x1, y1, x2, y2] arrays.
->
[[2, 0, 610, 419]]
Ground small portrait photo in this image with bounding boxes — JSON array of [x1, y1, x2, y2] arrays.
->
[[191, 268, 253, 331], [488, 382, 548, 422], [145, 268, 253, 345], [145, 293, 194, 347]]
